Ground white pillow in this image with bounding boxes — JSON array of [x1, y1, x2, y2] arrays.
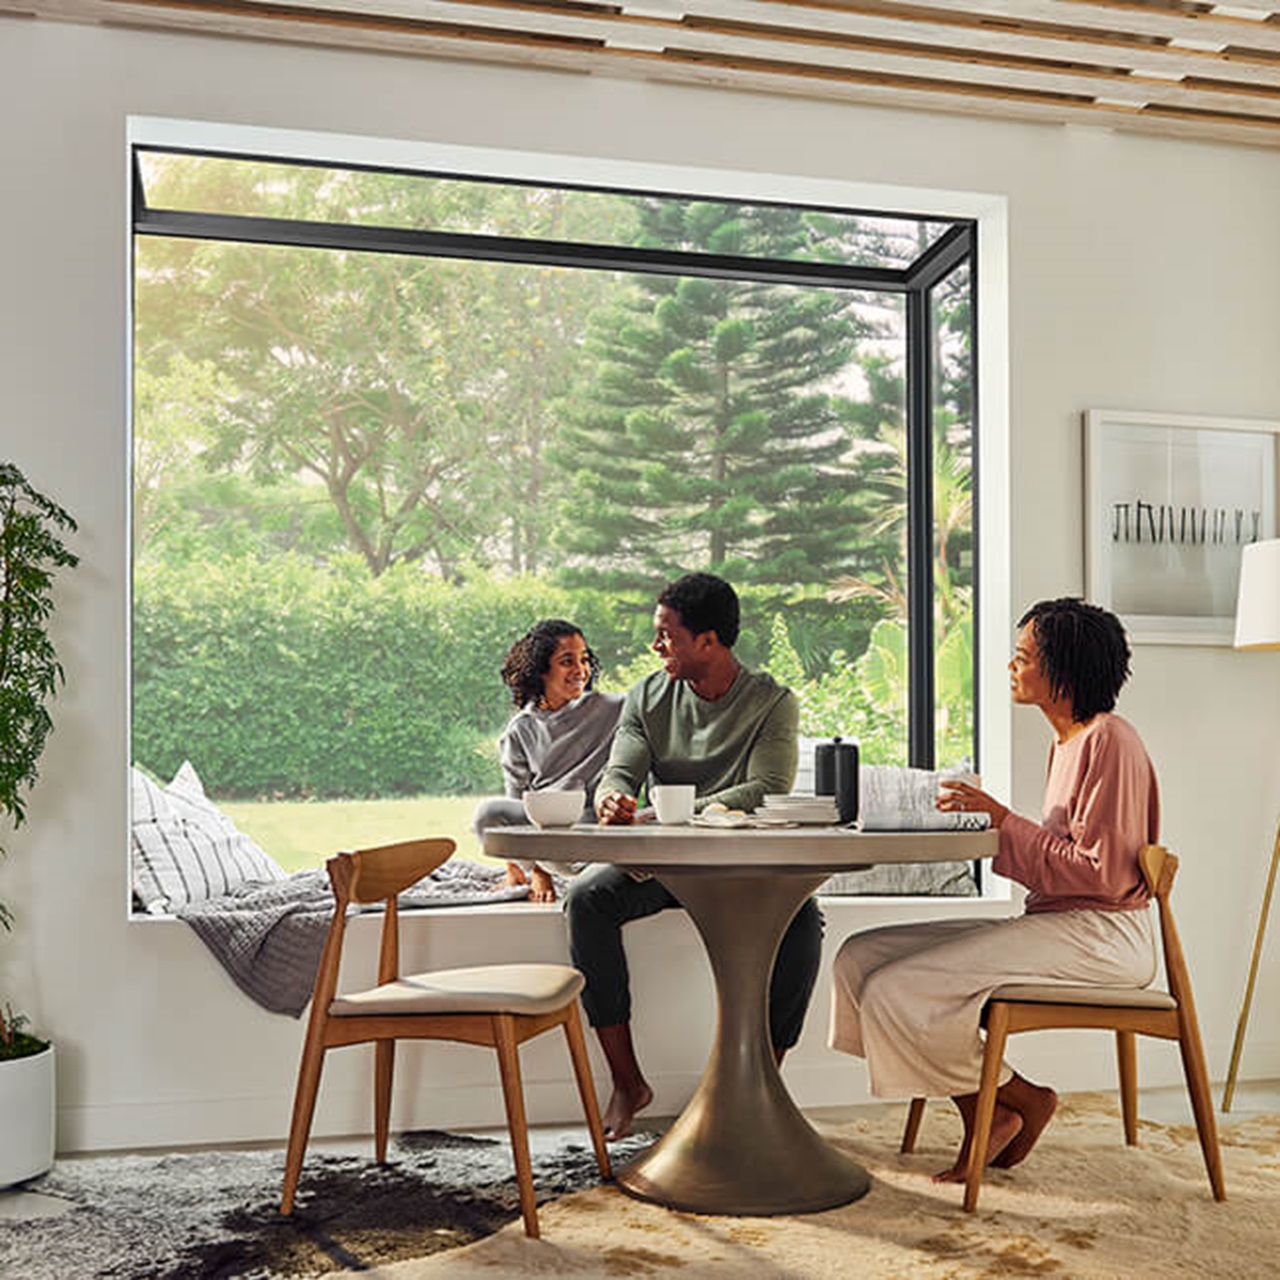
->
[[131, 762, 288, 913]]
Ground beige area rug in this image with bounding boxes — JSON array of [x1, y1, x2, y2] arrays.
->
[[370, 1093, 1280, 1279]]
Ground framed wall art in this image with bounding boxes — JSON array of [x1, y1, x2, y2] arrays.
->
[[1085, 409, 1280, 645]]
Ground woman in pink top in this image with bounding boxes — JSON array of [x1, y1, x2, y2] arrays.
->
[[829, 598, 1159, 1183]]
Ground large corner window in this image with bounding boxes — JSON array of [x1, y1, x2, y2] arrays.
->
[[130, 138, 976, 888]]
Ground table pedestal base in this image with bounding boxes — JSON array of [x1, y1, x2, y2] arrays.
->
[[615, 867, 871, 1216]]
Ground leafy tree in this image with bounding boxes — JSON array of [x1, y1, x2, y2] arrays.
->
[[133, 353, 239, 558], [765, 613, 906, 763], [135, 158, 623, 577]]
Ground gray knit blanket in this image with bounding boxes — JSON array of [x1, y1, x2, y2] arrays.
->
[[177, 862, 530, 1018]]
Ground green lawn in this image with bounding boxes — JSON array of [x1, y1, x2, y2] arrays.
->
[[219, 795, 498, 875]]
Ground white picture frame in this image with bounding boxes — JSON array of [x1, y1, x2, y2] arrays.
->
[[1085, 409, 1280, 646]]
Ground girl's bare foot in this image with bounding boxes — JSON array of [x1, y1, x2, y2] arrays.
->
[[504, 862, 528, 888], [933, 1103, 1022, 1183], [529, 866, 557, 903], [991, 1082, 1058, 1168]]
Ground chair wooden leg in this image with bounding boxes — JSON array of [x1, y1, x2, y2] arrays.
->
[[281, 1039, 328, 1215], [374, 1039, 395, 1163], [964, 1003, 1010, 1213], [562, 1003, 611, 1180], [493, 1014, 540, 1239], [1176, 1016, 1227, 1201], [1116, 1030, 1139, 1146], [901, 1098, 926, 1154]]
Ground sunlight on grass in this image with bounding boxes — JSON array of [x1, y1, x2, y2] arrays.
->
[[219, 794, 496, 875]]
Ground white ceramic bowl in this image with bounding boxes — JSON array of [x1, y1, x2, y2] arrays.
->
[[522, 788, 585, 828]]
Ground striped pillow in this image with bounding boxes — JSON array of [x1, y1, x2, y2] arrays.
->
[[131, 762, 287, 914]]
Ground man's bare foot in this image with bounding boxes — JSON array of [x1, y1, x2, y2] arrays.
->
[[602, 1082, 654, 1142], [933, 1104, 1022, 1183], [991, 1083, 1057, 1168], [529, 866, 557, 903], [504, 862, 528, 888]]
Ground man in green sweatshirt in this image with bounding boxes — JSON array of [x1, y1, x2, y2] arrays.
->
[[566, 572, 824, 1141]]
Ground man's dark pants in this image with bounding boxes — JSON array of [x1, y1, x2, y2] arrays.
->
[[565, 862, 825, 1049]]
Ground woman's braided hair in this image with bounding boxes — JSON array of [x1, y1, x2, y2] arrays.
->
[[1019, 597, 1131, 722], [500, 618, 600, 710]]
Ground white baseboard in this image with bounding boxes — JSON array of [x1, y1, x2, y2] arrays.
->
[[55, 1032, 1280, 1155], [58, 1072, 703, 1155]]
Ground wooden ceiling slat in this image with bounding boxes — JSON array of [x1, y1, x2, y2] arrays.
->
[[166, 0, 1280, 84], [679, 5, 1280, 79], [652, 32, 1280, 115], [859, 0, 1280, 51], [7, 0, 1280, 146]]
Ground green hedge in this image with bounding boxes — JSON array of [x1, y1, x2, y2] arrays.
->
[[132, 554, 939, 799], [132, 556, 639, 799]]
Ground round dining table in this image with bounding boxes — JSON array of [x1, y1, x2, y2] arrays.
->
[[484, 821, 997, 1217]]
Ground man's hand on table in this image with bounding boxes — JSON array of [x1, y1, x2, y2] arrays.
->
[[597, 790, 639, 825]]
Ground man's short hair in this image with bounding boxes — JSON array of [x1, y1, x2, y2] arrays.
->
[[1018, 597, 1131, 722], [657, 573, 741, 648]]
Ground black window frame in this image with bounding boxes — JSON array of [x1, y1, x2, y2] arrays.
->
[[130, 144, 977, 772]]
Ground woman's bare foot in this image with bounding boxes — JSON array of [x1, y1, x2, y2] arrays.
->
[[991, 1081, 1058, 1168], [602, 1081, 654, 1141], [933, 1103, 1022, 1183], [528, 866, 557, 903], [504, 862, 528, 888]]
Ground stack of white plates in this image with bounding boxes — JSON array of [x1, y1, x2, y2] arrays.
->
[[759, 794, 840, 825]]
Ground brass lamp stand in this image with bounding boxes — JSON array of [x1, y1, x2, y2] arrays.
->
[[1223, 537, 1280, 1111], [1223, 819, 1280, 1110]]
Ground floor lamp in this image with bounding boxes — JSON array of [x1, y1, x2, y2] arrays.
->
[[1223, 537, 1280, 1111]]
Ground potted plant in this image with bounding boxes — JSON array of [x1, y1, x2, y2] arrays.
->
[[0, 461, 77, 1187]]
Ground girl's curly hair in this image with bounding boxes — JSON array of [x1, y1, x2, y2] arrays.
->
[[500, 618, 600, 709]]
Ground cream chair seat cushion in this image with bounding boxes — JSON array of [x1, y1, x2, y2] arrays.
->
[[993, 982, 1177, 1010], [329, 963, 585, 1017]]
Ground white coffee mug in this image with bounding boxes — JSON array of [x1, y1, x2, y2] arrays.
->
[[651, 783, 696, 825]]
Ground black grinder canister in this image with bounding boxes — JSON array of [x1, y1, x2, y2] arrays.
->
[[814, 736, 859, 824]]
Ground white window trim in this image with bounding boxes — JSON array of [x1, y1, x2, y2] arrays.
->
[[125, 115, 1012, 911]]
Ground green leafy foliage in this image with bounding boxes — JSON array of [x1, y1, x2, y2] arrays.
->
[[133, 552, 975, 800], [0, 465, 78, 835], [766, 611, 972, 769], [133, 557, 650, 798], [767, 613, 906, 764], [0, 1031, 48, 1062], [0, 463, 78, 1046], [0, 1006, 48, 1060], [135, 159, 627, 580]]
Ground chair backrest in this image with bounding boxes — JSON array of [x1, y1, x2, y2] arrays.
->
[[315, 837, 456, 1005], [1138, 843, 1175, 903], [326, 837, 455, 908], [1137, 843, 1199, 1024]]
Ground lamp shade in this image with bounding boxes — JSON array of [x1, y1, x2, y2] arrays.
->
[[1234, 538, 1280, 649]]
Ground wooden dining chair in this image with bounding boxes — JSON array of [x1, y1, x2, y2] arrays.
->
[[900, 843, 1225, 1212], [280, 837, 611, 1238]]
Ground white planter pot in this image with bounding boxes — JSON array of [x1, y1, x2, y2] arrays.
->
[[0, 1042, 55, 1187]]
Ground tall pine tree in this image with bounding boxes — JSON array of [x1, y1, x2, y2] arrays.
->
[[553, 200, 876, 594]]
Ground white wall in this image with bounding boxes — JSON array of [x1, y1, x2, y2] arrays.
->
[[2, 18, 1279, 1154]]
